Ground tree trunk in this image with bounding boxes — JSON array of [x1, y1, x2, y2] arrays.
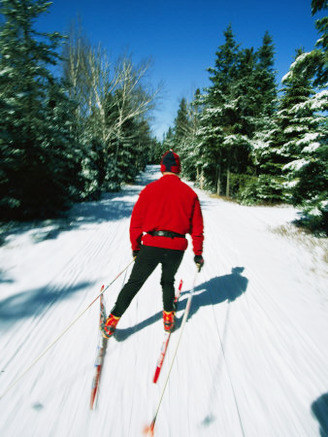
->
[[216, 165, 221, 196], [200, 169, 204, 190], [226, 166, 230, 197]]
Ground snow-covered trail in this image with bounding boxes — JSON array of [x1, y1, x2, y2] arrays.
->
[[1, 165, 328, 437]]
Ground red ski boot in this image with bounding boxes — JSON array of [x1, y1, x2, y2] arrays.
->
[[102, 314, 120, 339], [163, 311, 175, 332]]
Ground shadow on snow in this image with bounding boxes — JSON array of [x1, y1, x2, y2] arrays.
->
[[312, 393, 328, 437], [114, 267, 248, 342], [0, 281, 94, 327]]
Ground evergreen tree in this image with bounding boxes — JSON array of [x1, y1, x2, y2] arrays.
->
[[246, 32, 282, 203], [284, 92, 328, 233], [199, 26, 256, 196], [0, 0, 81, 219], [252, 50, 314, 205], [173, 98, 191, 150], [279, 50, 316, 185], [288, 0, 328, 88], [178, 89, 204, 182], [162, 127, 175, 151], [207, 25, 240, 100], [282, 72, 328, 232], [254, 32, 277, 119], [197, 25, 240, 194], [312, 0, 328, 87], [278, 1, 328, 232]]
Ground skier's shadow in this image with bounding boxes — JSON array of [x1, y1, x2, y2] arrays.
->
[[115, 267, 248, 341], [312, 393, 328, 437]]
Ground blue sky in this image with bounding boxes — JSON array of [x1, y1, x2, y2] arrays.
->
[[36, 0, 322, 139]]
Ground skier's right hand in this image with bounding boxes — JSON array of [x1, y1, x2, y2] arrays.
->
[[132, 250, 140, 259], [194, 255, 204, 271]]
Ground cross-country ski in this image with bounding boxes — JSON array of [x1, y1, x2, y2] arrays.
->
[[90, 289, 108, 410], [153, 279, 183, 384]]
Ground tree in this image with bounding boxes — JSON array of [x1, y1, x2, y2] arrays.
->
[[282, 73, 328, 232], [311, 0, 328, 87], [173, 98, 190, 149], [279, 1, 328, 232], [0, 0, 81, 219], [200, 27, 257, 196], [162, 127, 175, 151], [178, 89, 204, 182], [288, 0, 328, 88], [285, 99, 328, 233], [253, 31, 277, 122], [197, 25, 240, 194], [63, 24, 159, 192]]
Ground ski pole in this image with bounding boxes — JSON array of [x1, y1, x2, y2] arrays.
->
[[0, 258, 135, 401], [144, 267, 200, 436]]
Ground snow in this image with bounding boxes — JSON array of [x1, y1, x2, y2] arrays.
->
[[302, 142, 321, 154], [1, 165, 328, 437], [283, 158, 309, 172]]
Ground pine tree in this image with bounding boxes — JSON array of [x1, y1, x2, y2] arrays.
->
[[253, 50, 314, 205], [288, 0, 328, 88], [0, 0, 81, 219], [173, 98, 191, 150], [282, 73, 328, 232], [254, 32, 277, 119], [312, 0, 328, 87], [199, 26, 256, 196], [178, 89, 204, 182], [284, 91, 327, 233], [197, 26, 240, 194], [207, 25, 240, 100], [279, 0, 328, 232]]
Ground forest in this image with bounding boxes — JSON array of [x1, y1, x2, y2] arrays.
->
[[164, 0, 327, 235], [0, 0, 327, 234]]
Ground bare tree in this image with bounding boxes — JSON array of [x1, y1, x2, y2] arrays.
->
[[63, 21, 160, 146]]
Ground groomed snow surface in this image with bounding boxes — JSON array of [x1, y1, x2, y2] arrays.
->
[[1, 165, 328, 437]]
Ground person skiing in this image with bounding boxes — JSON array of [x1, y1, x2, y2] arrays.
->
[[102, 150, 204, 339]]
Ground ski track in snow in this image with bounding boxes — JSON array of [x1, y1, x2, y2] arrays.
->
[[0, 165, 327, 437]]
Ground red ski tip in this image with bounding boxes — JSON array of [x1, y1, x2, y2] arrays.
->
[[153, 368, 160, 384], [90, 390, 96, 410], [143, 423, 155, 436]]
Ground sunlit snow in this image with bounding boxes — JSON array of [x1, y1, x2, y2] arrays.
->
[[1, 166, 327, 437]]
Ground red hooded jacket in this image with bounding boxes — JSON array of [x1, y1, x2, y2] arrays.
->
[[130, 174, 204, 255]]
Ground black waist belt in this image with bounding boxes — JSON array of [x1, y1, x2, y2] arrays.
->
[[148, 230, 186, 239]]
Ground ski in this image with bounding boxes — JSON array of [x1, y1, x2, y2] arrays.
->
[[145, 270, 199, 435], [90, 286, 108, 410], [153, 279, 183, 384]]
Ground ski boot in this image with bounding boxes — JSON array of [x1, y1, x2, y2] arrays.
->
[[163, 311, 175, 332], [102, 314, 120, 339]]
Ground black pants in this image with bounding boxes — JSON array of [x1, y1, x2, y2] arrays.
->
[[111, 245, 184, 317]]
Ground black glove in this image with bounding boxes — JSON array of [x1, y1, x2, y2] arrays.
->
[[194, 255, 204, 271], [132, 250, 140, 259]]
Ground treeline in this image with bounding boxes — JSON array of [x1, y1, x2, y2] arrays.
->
[[0, 0, 159, 221], [165, 0, 328, 234]]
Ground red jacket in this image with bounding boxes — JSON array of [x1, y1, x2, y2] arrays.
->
[[130, 174, 204, 255]]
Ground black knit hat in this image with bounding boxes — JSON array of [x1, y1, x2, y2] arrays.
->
[[160, 150, 181, 174]]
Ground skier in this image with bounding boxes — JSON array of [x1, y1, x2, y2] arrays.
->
[[103, 150, 204, 339]]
